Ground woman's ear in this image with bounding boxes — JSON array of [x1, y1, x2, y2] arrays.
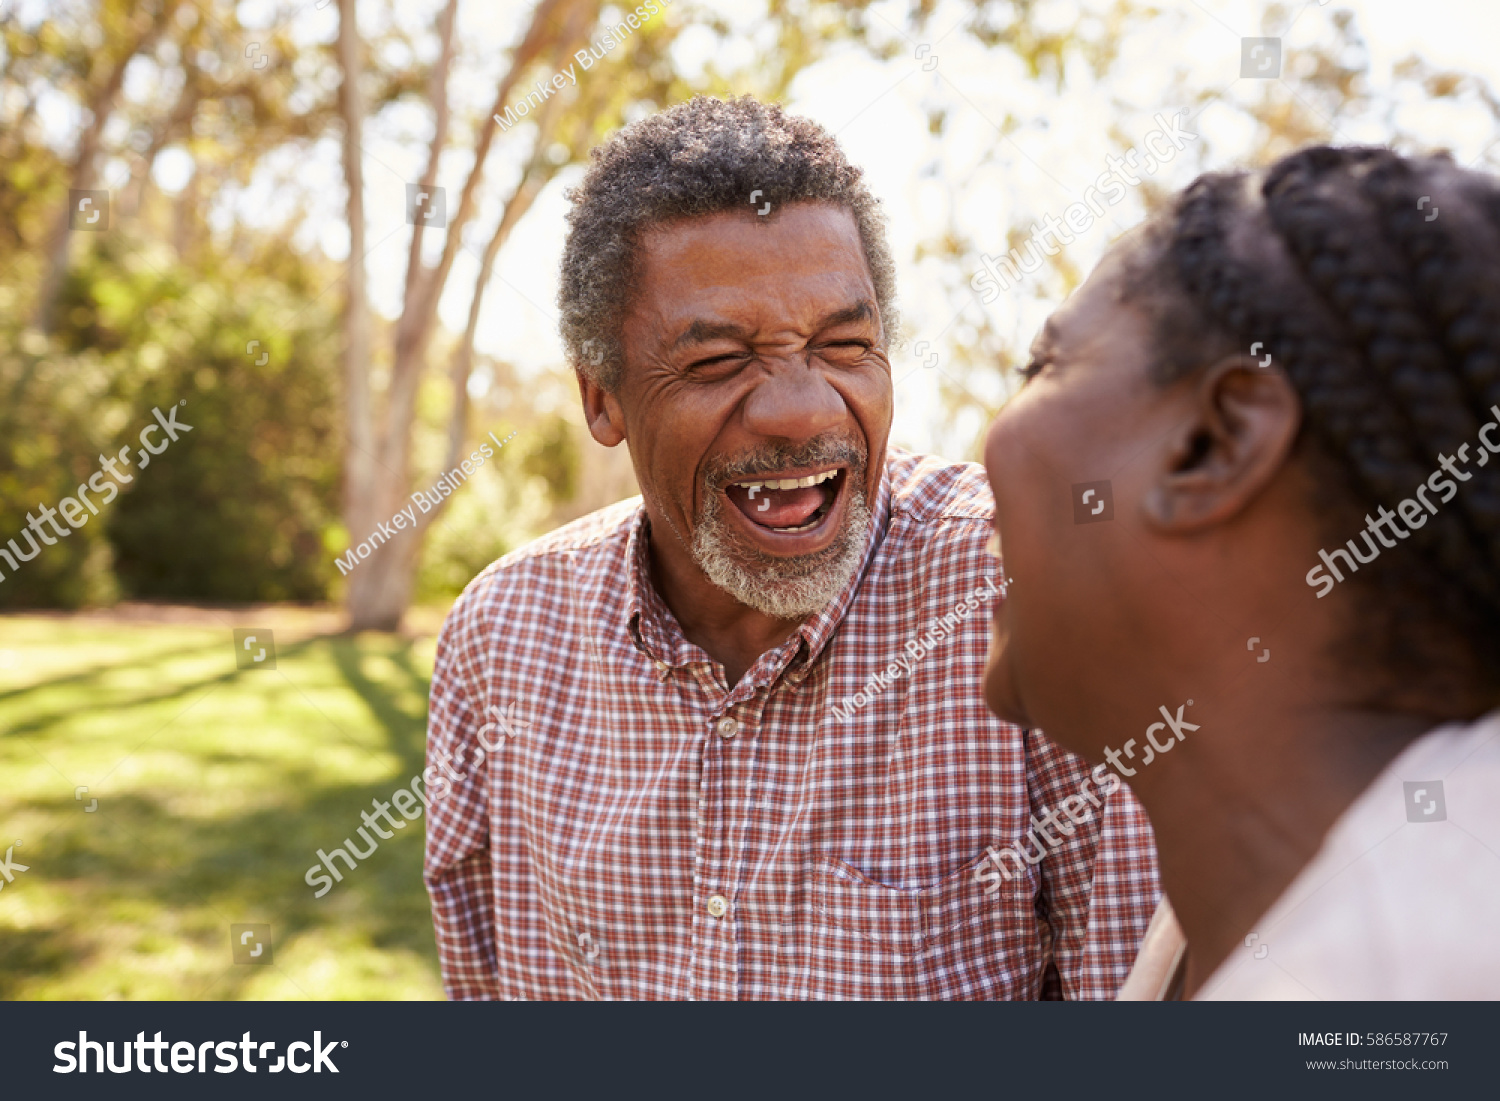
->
[[578, 369, 627, 447], [1140, 356, 1302, 531]]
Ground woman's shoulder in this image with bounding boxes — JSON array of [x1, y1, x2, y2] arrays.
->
[[1197, 709, 1500, 1000]]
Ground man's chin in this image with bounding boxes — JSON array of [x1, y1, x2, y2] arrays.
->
[[693, 487, 871, 620]]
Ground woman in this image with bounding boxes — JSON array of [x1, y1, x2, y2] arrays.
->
[[981, 145, 1500, 998]]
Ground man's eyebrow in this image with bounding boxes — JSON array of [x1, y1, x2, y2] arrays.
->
[[672, 319, 752, 352], [814, 301, 875, 331]]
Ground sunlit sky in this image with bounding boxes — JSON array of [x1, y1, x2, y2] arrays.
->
[[69, 0, 1500, 458]]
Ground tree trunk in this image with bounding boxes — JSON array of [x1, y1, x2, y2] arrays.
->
[[336, 0, 385, 630]]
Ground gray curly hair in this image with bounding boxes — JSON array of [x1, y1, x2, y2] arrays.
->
[[557, 95, 899, 391]]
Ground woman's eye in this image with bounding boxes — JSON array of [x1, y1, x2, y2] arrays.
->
[[1015, 358, 1045, 381]]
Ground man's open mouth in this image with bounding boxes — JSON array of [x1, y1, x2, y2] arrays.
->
[[723, 467, 846, 533]]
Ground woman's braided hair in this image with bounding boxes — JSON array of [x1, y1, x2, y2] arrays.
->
[[1136, 146, 1500, 696]]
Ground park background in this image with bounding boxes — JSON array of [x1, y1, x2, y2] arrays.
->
[[1, 0, 1496, 998]]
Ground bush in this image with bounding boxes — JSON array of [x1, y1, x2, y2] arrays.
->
[[0, 231, 343, 605], [0, 321, 121, 608]]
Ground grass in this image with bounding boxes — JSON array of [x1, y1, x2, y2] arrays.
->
[[0, 608, 447, 1000]]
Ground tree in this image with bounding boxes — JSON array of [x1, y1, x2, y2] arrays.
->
[[334, 0, 597, 628], [31, 1, 178, 332], [9, 0, 1493, 620]]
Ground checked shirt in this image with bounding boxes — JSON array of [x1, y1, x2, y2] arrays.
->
[[424, 448, 1161, 999]]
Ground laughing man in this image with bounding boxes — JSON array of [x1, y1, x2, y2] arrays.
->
[[423, 96, 1160, 999]]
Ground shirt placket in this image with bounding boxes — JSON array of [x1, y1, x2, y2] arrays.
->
[[689, 663, 774, 1000]]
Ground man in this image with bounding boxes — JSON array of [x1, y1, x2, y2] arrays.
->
[[423, 95, 1159, 999]]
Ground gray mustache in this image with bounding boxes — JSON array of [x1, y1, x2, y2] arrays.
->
[[704, 435, 867, 491]]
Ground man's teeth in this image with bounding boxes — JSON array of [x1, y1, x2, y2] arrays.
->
[[734, 469, 838, 491]]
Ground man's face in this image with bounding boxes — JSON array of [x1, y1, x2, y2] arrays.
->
[[608, 202, 893, 618]]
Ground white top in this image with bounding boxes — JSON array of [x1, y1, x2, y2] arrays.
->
[[1198, 708, 1500, 1000]]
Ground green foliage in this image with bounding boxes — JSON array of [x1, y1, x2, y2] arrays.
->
[[0, 320, 121, 608], [0, 231, 343, 605], [411, 410, 583, 602], [77, 238, 342, 602], [6, 0, 1492, 613], [519, 412, 581, 504]]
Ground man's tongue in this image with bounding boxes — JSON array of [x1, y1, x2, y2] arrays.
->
[[726, 481, 830, 529]]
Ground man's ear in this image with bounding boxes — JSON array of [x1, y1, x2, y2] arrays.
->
[[1140, 356, 1302, 532], [577, 368, 627, 447]]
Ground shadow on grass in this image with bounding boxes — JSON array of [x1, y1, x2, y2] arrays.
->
[[0, 632, 443, 1000], [3, 633, 407, 762], [0, 638, 223, 705], [328, 635, 431, 755]]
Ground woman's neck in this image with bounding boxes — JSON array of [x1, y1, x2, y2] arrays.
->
[[1119, 684, 1434, 997]]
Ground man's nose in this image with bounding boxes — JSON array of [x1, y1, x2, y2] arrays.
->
[[741, 359, 847, 442]]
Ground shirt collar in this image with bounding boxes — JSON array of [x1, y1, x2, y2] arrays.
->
[[624, 451, 895, 679]]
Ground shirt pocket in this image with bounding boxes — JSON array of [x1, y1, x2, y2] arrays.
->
[[800, 850, 1036, 1000]]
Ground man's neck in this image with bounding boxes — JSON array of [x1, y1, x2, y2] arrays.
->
[[644, 523, 801, 687], [632, 449, 889, 687]]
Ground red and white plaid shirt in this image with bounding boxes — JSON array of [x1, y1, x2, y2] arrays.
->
[[424, 448, 1160, 999]]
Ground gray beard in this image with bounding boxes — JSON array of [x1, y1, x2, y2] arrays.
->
[[691, 439, 873, 620]]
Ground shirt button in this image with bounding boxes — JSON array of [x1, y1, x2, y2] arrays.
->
[[706, 894, 729, 918], [716, 717, 740, 739]]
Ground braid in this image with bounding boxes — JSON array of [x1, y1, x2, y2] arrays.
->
[[1259, 149, 1500, 611], [1152, 146, 1500, 683], [1356, 154, 1500, 413], [1362, 154, 1500, 612]]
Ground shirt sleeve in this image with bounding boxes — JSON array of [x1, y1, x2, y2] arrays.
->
[[423, 591, 500, 1000], [1025, 727, 1160, 1000]]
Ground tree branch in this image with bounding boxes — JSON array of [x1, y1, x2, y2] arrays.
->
[[32, 2, 176, 330], [399, 0, 460, 319], [418, 67, 574, 535], [382, 0, 587, 475]]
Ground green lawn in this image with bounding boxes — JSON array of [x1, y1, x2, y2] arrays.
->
[[0, 610, 446, 1000]]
